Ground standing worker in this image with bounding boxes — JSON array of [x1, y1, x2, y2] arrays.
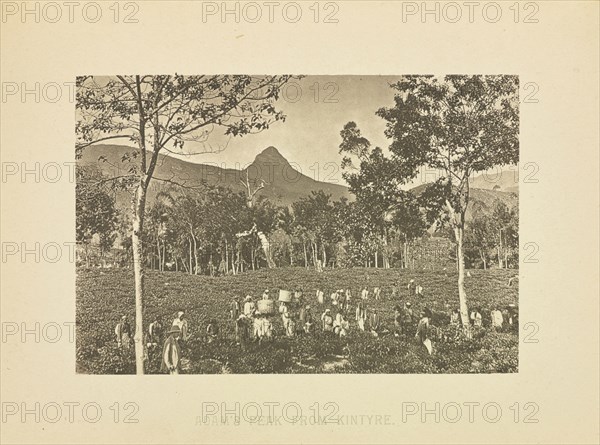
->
[[415, 308, 433, 355], [115, 315, 131, 351], [172, 310, 190, 342], [161, 325, 182, 375]]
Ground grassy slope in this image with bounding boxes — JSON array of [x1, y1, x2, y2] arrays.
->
[[76, 267, 518, 374]]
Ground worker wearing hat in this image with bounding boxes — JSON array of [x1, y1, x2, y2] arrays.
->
[[408, 279, 416, 295], [321, 308, 334, 333], [172, 310, 189, 342], [161, 325, 182, 374], [243, 296, 256, 317], [415, 308, 433, 355], [114, 315, 131, 350]]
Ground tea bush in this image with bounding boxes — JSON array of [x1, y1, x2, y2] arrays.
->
[[76, 267, 518, 374]]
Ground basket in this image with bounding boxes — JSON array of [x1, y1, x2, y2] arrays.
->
[[257, 299, 275, 315], [278, 290, 292, 302]]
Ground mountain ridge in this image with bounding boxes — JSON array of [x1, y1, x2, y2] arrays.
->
[[78, 144, 352, 208], [78, 144, 518, 212]]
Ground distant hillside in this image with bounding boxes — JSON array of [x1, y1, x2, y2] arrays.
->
[[78, 145, 518, 218], [78, 144, 351, 208], [470, 168, 519, 194], [410, 182, 518, 222]]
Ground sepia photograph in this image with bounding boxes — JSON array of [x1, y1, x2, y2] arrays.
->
[[2, 1, 599, 443], [75, 74, 520, 375]]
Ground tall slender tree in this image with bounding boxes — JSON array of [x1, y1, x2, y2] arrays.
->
[[76, 75, 295, 373], [377, 75, 519, 333]]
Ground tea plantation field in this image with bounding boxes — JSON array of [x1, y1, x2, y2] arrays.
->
[[76, 267, 519, 374]]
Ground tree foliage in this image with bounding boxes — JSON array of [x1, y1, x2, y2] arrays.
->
[[376, 75, 519, 329], [76, 165, 118, 253]]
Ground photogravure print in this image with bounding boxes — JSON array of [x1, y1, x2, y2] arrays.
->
[[74, 75, 520, 375]]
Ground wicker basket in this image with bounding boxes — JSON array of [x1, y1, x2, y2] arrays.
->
[[278, 289, 292, 302], [256, 299, 275, 314]]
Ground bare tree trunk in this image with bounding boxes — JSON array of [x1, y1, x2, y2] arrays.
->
[[156, 237, 161, 272], [192, 234, 199, 275], [131, 183, 147, 375], [375, 250, 378, 268], [497, 245, 502, 269], [182, 255, 189, 273], [382, 231, 389, 269], [454, 226, 471, 337], [443, 197, 471, 337], [303, 241, 308, 268], [225, 239, 229, 274], [231, 245, 236, 275], [189, 239, 193, 275], [456, 244, 459, 271]]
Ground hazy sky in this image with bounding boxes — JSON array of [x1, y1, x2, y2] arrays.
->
[[171, 75, 404, 186]]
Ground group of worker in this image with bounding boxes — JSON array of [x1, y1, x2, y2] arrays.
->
[[225, 280, 432, 353], [114, 310, 195, 374], [112, 277, 518, 373]]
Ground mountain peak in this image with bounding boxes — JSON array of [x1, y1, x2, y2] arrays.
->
[[253, 146, 289, 165]]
